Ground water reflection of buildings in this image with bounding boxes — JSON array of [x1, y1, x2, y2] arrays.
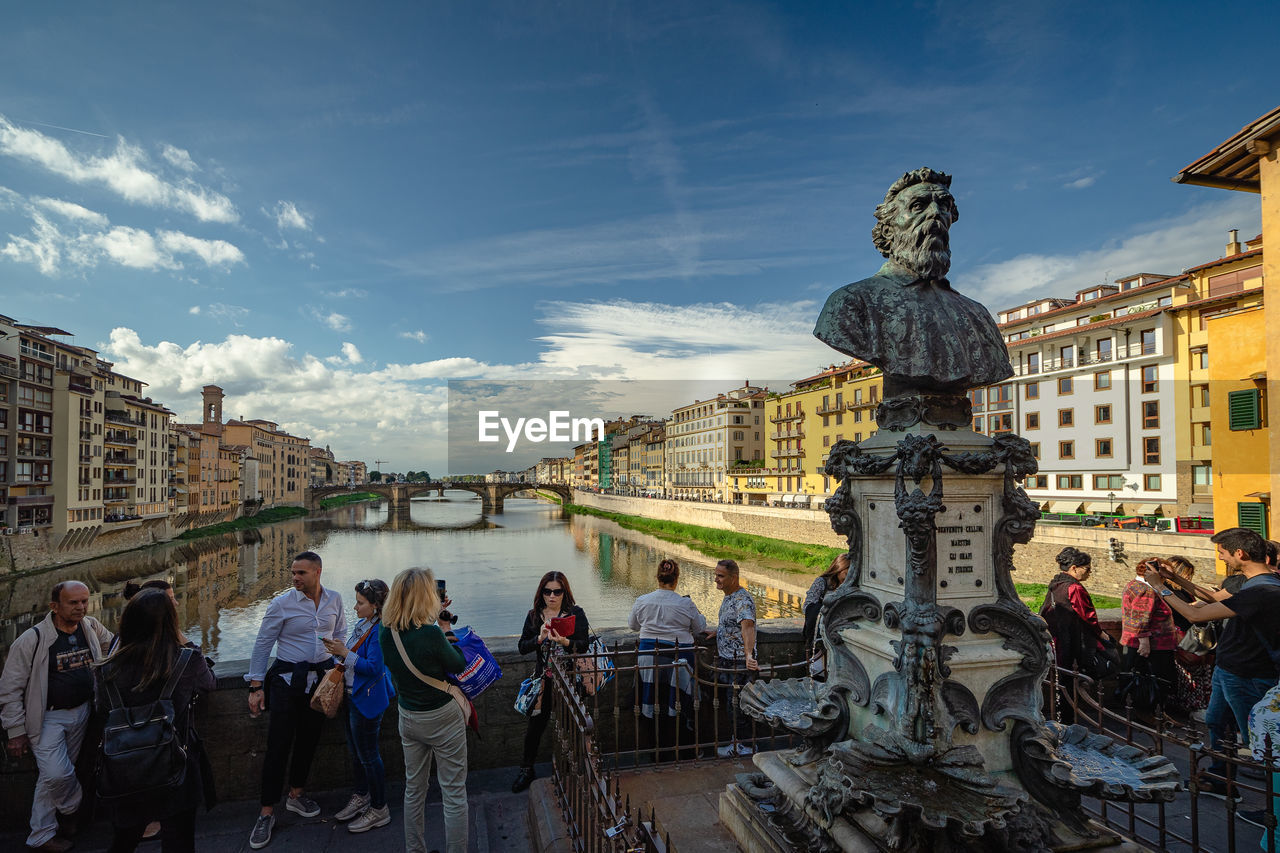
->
[[0, 516, 326, 666]]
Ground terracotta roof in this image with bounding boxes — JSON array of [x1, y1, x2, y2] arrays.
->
[[1173, 105, 1280, 192], [1179, 285, 1264, 312], [1183, 247, 1263, 274], [1005, 305, 1167, 349], [998, 276, 1183, 329]]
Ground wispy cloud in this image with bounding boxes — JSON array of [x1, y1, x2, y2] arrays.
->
[[399, 329, 429, 343], [1064, 175, 1096, 190], [958, 196, 1261, 308], [32, 196, 108, 227], [161, 144, 198, 172], [326, 342, 363, 365], [269, 200, 310, 231], [188, 305, 201, 315], [325, 288, 367, 299], [0, 114, 238, 223], [306, 307, 351, 332], [206, 303, 250, 325]]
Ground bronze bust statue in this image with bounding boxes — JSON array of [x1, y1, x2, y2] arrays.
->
[[813, 168, 1012, 401]]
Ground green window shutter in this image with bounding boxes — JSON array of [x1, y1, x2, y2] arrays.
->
[[1228, 389, 1262, 430], [1238, 502, 1269, 537]]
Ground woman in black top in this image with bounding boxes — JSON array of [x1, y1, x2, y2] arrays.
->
[[95, 589, 215, 853], [510, 571, 588, 793]]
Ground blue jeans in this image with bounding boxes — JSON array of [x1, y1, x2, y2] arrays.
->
[[345, 703, 387, 809], [1206, 666, 1275, 760]]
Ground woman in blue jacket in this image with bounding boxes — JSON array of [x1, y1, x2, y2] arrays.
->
[[323, 579, 395, 833]]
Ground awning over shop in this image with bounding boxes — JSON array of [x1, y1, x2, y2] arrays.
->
[[1127, 503, 1162, 516], [780, 494, 795, 503], [1083, 501, 1115, 514], [1042, 500, 1082, 514]]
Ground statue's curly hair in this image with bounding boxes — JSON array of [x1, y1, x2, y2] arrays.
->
[[871, 167, 958, 257]]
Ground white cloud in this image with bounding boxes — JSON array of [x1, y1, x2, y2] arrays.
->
[[161, 144, 198, 172], [206, 303, 250, 325], [323, 311, 351, 332], [1064, 176, 1096, 190], [339, 342, 363, 364], [32, 196, 108, 227], [325, 288, 367, 299], [0, 114, 237, 223], [157, 230, 245, 267], [959, 196, 1262, 309], [269, 200, 310, 231], [188, 305, 201, 315], [92, 226, 175, 269], [399, 330, 429, 342]]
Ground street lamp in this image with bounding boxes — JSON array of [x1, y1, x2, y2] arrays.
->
[[1108, 491, 1116, 515]]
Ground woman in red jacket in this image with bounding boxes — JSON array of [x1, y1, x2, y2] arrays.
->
[[1041, 546, 1105, 722]]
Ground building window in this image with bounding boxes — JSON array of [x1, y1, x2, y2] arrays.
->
[[835, 412, 843, 425], [1058, 376, 1073, 395], [1096, 438, 1113, 458], [1059, 440, 1075, 459], [1058, 408, 1074, 427], [1143, 437, 1160, 464], [1027, 353, 1040, 374], [1200, 423, 1212, 446], [989, 413, 1012, 433], [1026, 475, 1047, 489], [1096, 338, 1113, 361], [1194, 384, 1210, 408], [1142, 401, 1159, 429], [1141, 365, 1158, 393], [1029, 442, 1040, 459], [1025, 412, 1039, 430], [1057, 474, 1083, 489], [1190, 347, 1209, 369], [1095, 404, 1111, 425], [1228, 389, 1263, 430], [1140, 328, 1157, 355], [1144, 474, 1162, 491], [1094, 474, 1124, 490], [1059, 345, 1074, 368], [1093, 370, 1111, 391], [1238, 502, 1268, 537], [1025, 382, 1039, 400]]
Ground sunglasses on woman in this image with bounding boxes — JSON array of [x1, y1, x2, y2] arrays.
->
[[542, 587, 564, 596]]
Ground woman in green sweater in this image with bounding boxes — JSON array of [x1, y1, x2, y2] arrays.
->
[[380, 567, 467, 853]]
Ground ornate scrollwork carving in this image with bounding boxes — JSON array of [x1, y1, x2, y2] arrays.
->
[[740, 681, 851, 766], [875, 394, 973, 431], [821, 589, 881, 707], [968, 601, 1051, 732], [942, 680, 981, 735]]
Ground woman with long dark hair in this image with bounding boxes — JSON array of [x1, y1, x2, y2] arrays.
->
[[94, 589, 215, 853], [511, 571, 589, 793], [802, 553, 850, 652], [323, 578, 394, 833]]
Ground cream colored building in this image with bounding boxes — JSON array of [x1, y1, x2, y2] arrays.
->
[[666, 383, 768, 501]]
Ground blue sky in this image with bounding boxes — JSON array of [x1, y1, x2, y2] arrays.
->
[[0, 1, 1273, 472]]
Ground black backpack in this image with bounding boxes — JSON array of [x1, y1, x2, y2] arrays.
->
[[96, 648, 193, 801]]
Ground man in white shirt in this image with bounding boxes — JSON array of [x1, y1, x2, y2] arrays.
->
[[244, 552, 346, 849]]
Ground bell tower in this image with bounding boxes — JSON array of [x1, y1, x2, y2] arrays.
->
[[202, 385, 225, 438]]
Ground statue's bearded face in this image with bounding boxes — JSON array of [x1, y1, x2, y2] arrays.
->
[[885, 183, 956, 280]]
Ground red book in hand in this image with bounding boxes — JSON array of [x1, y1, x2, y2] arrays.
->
[[548, 615, 576, 638]]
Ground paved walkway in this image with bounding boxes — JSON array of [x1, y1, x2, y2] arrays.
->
[[2, 765, 540, 853]]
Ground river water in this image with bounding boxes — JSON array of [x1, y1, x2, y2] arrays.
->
[[0, 495, 811, 666]]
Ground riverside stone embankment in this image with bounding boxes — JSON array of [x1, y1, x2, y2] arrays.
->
[[570, 492, 1219, 595]]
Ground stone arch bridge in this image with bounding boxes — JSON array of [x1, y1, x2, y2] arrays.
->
[[305, 481, 570, 515]]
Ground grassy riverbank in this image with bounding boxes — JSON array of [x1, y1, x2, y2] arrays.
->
[[535, 490, 564, 504], [317, 491, 381, 509], [565, 503, 1123, 609], [177, 506, 309, 540], [566, 503, 843, 570]]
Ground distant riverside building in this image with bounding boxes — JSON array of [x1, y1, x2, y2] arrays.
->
[[731, 361, 881, 507], [0, 314, 174, 544], [666, 382, 768, 501]]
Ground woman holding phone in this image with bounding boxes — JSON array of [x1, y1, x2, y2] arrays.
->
[[511, 571, 589, 793]]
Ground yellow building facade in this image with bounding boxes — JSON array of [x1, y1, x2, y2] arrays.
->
[[1174, 104, 1280, 540]]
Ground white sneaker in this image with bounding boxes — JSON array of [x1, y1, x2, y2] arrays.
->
[[716, 744, 736, 757], [335, 793, 370, 821], [735, 743, 755, 756], [248, 814, 275, 850], [286, 794, 321, 818], [348, 805, 391, 833]]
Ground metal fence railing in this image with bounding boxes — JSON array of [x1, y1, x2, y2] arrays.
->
[[547, 638, 1265, 853], [1048, 663, 1276, 852]]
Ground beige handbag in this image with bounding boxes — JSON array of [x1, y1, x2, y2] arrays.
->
[[389, 628, 479, 734], [311, 622, 376, 718]]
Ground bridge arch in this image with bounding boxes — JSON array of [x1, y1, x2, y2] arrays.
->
[[306, 481, 571, 514]]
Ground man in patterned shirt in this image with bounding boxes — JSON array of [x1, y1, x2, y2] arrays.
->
[[706, 559, 758, 756]]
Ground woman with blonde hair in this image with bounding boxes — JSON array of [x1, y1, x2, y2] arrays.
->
[[379, 568, 467, 853]]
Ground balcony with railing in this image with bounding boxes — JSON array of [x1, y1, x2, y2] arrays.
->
[[103, 474, 137, 485], [104, 432, 138, 446], [19, 343, 54, 363], [68, 379, 93, 394], [105, 411, 142, 426], [769, 427, 804, 440], [771, 448, 805, 459], [769, 410, 804, 423], [104, 454, 137, 466], [0, 359, 19, 379], [16, 422, 52, 435], [1011, 340, 1164, 377]]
